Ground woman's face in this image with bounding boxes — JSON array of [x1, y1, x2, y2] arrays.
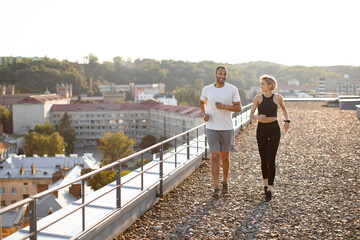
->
[[260, 79, 272, 92]]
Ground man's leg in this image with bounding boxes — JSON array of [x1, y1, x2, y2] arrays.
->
[[211, 151, 221, 189], [220, 152, 230, 184]]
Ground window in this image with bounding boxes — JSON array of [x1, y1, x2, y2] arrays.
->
[[12, 188, 16, 194], [23, 194, 29, 199], [12, 200, 16, 204], [24, 182, 28, 185], [0, 188, 4, 194], [1, 201, 5, 207]]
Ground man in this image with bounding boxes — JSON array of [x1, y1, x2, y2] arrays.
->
[[200, 66, 242, 197]]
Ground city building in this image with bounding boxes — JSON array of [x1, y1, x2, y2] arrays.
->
[[98, 83, 165, 102], [0, 140, 17, 162], [101, 83, 126, 103], [0, 153, 99, 207], [140, 93, 178, 106], [288, 79, 300, 86], [12, 94, 69, 134], [56, 83, 73, 99], [0, 85, 33, 109], [1, 165, 94, 238], [50, 100, 203, 148], [149, 104, 203, 140], [316, 75, 360, 97]]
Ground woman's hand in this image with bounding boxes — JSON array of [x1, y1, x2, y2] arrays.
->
[[258, 114, 266, 121], [283, 122, 290, 132]]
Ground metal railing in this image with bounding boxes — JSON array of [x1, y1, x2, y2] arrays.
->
[[0, 103, 253, 240]]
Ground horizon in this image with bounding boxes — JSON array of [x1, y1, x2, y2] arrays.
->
[[1, 0, 360, 67]]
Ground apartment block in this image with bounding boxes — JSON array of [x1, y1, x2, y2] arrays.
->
[[316, 76, 360, 97], [50, 100, 203, 148]]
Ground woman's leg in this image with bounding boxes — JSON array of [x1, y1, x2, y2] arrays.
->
[[257, 125, 269, 183], [266, 123, 281, 189]]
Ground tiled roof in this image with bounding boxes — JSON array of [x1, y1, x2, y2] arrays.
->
[[152, 105, 203, 117], [51, 99, 202, 117], [51, 100, 163, 112], [0, 154, 100, 179], [16, 94, 64, 104]]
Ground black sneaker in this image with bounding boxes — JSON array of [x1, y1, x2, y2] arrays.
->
[[264, 186, 268, 195], [222, 182, 228, 194], [212, 188, 220, 198], [265, 190, 272, 202]]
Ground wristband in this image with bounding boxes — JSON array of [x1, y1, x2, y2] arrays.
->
[[284, 120, 290, 123]]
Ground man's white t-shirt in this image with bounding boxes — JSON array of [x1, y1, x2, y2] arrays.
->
[[200, 83, 241, 130]]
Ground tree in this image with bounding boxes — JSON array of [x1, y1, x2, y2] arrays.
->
[[98, 131, 136, 166], [47, 132, 67, 156], [141, 134, 157, 150], [33, 121, 55, 136], [24, 131, 66, 156], [58, 112, 76, 155], [0, 106, 12, 133], [87, 169, 131, 191]]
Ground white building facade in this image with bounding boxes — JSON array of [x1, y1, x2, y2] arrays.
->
[[12, 94, 69, 134]]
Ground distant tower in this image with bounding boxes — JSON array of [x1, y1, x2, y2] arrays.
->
[[56, 83, 73, 98]]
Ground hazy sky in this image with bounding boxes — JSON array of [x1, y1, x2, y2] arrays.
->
[[1, 0, 359, 66]]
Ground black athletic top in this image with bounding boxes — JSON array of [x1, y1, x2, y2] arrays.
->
[[258, 94, 278, 117]]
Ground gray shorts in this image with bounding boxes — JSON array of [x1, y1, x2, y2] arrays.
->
[[206, 129, 234, 152]]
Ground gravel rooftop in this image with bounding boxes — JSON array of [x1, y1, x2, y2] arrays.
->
[[116, 101, 360, 240]]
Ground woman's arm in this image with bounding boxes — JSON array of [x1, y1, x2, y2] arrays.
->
[[249, 95, 265, 120], [278, 94, 290, 131]]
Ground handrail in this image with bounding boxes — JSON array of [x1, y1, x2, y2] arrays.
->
[[0, 103, 253, 240]]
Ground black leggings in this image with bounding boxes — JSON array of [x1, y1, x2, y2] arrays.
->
[[256, 121, 281, 186]]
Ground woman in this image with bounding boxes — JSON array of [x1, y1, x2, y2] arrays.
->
[[250, 74, 290, 202]]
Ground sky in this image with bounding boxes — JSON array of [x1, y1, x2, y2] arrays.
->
[[1, 0, 359, 67]]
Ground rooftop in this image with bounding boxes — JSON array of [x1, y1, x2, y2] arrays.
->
[[0, 154, 99, 179], [16, 94, 64, 104], [118, 101, 360, 239], [51, 100, 203, 117]]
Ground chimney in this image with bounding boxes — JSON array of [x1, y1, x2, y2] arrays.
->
[[52, 171, 64, 183], [20, 167, 24, 175], [81, 168, 91, 176], [69, 184, 81, 199], [31, 164, 36, 175]]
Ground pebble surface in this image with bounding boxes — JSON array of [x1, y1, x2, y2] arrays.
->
[[116, 102, 360, 240]]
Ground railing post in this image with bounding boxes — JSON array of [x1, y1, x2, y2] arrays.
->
[[240, 108, 243, 130], [157, 144, 164, 198], [28, 197, 37, 240], [235, 112, 238, 127], [187, 132, 190, 160], [203, 125, 209, 160], [81, 179, 85, 231], [116, 162, 121, 209], [196, 128, 199, 152], [141, 153, 144, 191], [175, 138, 177, 168]]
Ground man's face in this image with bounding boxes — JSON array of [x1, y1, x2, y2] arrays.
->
[[215, 68, 227, 85]]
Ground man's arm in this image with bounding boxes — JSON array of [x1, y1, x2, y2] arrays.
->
[[215, 101, 242, 112], [200, 99, 210, 121]]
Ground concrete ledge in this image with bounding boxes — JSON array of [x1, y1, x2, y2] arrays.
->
[[80, 151, 207, 240], [339, 99, 360, 110], [356, 105, 360, 120]]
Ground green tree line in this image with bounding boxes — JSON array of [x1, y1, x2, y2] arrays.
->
[[1, 55, 359, 106]]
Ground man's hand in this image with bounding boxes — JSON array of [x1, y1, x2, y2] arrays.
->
[[203, 113, 210, 122], [215, 102, 225, 109]]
